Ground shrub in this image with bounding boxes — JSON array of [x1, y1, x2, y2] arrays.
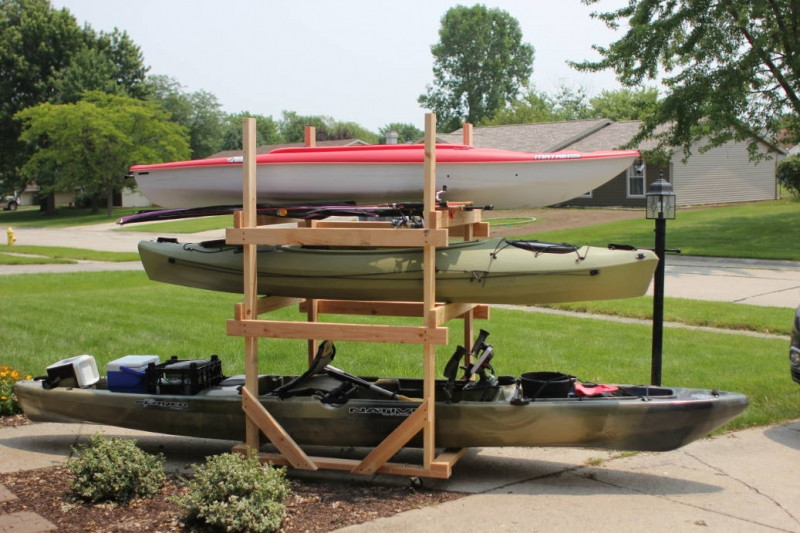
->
[[777, 154, 800, 197], [68, 434, 166, 503], [176, 451, 290, 533], [0, 365, 31, 416]]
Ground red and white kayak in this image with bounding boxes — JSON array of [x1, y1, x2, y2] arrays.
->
[[130, 144, 640, 209]]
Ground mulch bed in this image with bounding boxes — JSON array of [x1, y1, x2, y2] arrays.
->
[[0, 417, 462, 532]]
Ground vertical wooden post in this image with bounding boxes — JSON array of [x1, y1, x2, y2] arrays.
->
[[306, 299, 318, 367], [241, 117, 260, 450], [422, 113, 437, 468], [461, 122, 474, 350], [462, 123, 473, 146], [304, 126, 316, 147], [304, 124, 316, 361]]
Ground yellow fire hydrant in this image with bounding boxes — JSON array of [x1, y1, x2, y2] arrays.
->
[[7, 226, 15, 246]]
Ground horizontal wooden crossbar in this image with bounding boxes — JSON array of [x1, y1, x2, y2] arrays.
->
[[228, 319, 448, 345], [226, 227, 449, 247], [297, 300, 490, 323]]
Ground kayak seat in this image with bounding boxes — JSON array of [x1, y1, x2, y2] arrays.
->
[[272, 340, 336, 399], [218, 375, 277, 395]]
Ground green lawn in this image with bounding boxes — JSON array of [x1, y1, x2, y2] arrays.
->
[[0, 244, 138, 264], [525, 199, 800, 260], [0, 206, 140, 228]]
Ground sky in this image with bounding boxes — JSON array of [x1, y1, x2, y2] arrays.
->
[[50, 0, 630, 133]]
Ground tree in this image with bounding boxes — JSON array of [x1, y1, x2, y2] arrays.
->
[[55, 28, 148, 103], [15, 92, 190, 216], [418, 4, 534, 132], [572, 0, 800, 157], [279, 112, 378, 144], [777, 155, 800, 197], [219, 112, 283, 151], [378, 123, 424, 144], [483, 88, 556, 126], [0, 0, 84, 189], [146, 76, 226, 158], [0, 0, 149, 200], [589, 87, 659, 122]]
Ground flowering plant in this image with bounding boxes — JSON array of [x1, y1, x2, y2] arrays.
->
[[0, 365, 31, 416]]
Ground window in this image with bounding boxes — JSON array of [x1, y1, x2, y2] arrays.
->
[[627, 159, 645, 197]]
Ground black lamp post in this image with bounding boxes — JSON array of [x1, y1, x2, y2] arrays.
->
[[646, 174, 676, 386]]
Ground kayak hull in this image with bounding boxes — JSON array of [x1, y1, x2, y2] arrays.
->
[[137, 238, 658, 304], [14, 377, 747, 452], [130, 144, 640, 209]]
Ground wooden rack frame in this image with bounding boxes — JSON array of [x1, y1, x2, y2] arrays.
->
[[227, 115, 488, 479]]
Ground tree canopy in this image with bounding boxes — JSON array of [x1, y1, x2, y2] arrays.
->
[[0, 0, 148, 194], [484, 86, 659, 125], [418, 4, 534, 132], [572, 0, 800, 157], [279, 111, 379, 144], [15, 92, 189, 215]]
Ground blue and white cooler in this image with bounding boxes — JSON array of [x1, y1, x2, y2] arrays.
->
[[107, 355, 160, 393]]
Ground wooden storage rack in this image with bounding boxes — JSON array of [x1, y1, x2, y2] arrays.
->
[[227, 115, 488, 479]]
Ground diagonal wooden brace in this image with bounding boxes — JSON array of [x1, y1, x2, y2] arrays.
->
[[241, 387, 317, 470]]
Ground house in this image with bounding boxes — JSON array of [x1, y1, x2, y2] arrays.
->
[[440, 120, 783, 207]]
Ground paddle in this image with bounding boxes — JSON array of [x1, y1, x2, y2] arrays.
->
[[324, 365, 421, 402]]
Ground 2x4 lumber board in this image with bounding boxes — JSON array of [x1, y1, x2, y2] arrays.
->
[[352, 399, 430, 475], [311, 221, 394, 229], [297, 300, 490, 322], [423, 113, 437, 224], [434, 209, 483, 227], [233, 211, 301, 228], [463, 122, 473, 146], [244, 452, 454, 479], [241, 117, 260, 449], [226, 227, 448, 248], [304, 125, 316, 147], [228, 319, 448, 345], [448, 222, 490, 239], [241, 388, 317, 470], [422, 114, 438, 469], [435, 302, 490, 324], [306, 299, 318, 367], [234, 297, 304, 319]]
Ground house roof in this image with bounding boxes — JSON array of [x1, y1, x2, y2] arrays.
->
[[565, 121, 660, 152], [208, 138, 369, 159], [439, 119, 615, 152]]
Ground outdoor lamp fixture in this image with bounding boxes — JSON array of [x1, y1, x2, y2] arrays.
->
[[646, 175, 677, 221], [646, 173, 676, 386]]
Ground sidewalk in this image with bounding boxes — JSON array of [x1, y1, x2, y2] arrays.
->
[[1, 420, 799, 532]]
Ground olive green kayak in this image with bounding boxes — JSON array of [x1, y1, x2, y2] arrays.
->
[[138, 237, 658, 304], [14, 348, 747, 452]]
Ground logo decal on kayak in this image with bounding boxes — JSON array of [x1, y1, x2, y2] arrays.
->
[[348, 407, 414, 417], [227, 156, 243, 163], [135, 398, 189, 411], [533, 153, 581, 160]]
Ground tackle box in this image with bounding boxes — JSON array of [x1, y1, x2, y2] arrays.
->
[[107, 355, 160, 393], [46, 355, 100, 388], [145, 355, 223, 395]]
